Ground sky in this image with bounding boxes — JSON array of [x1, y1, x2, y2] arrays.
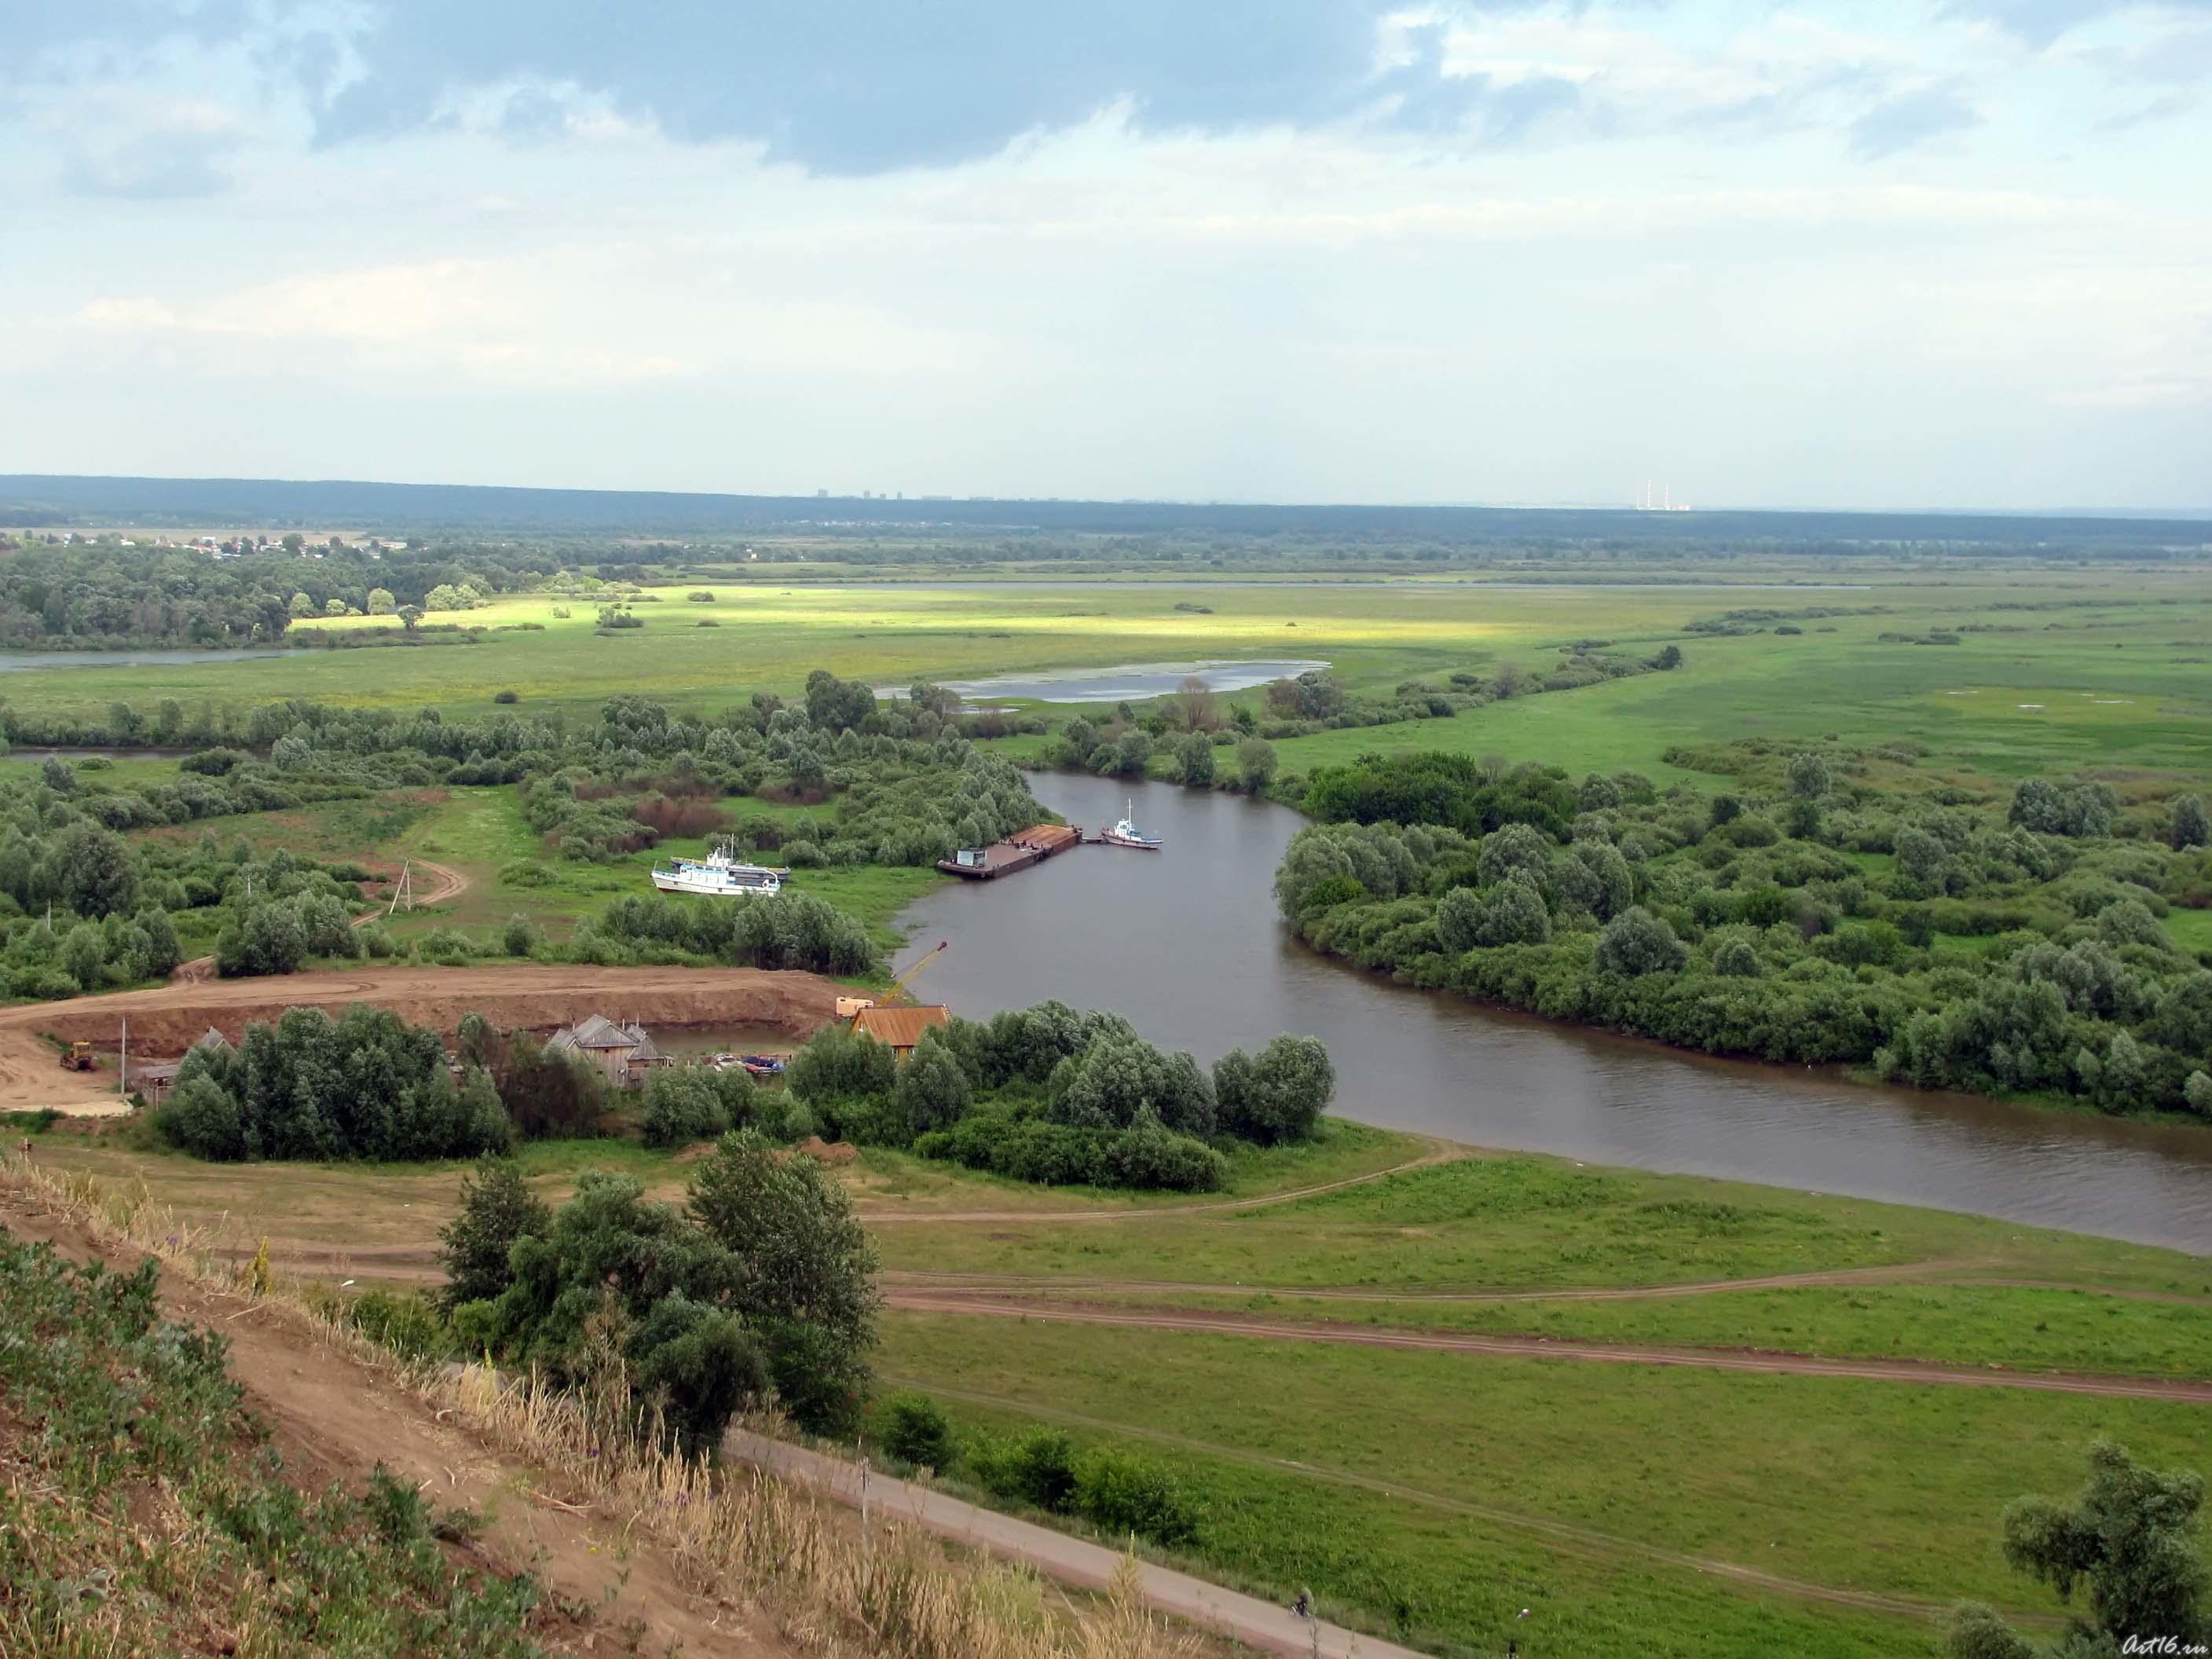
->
[[3, 2, 2208, 511]]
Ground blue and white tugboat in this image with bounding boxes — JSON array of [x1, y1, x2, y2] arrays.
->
[[1096, 800, 1163, 851], [651, 840, 787, 896]]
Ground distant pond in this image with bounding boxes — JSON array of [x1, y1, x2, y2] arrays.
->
[[0, 647, 306, 674], [884, 659, 1331, 704]]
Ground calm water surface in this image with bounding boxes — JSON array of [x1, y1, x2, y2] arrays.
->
[[895, 775, 2212, 1253], [928, 660, 1331, 702], [0, 647, 305, 673]]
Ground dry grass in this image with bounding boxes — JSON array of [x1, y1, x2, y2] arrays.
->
[[0, 1154, 1202, 1659]]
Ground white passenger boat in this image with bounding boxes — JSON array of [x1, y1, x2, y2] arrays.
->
[[650, 840, 787, 896]]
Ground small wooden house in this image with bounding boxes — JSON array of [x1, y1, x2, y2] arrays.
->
[[544, 1015, 672, 1087], [848, 1004, 950, 1060]]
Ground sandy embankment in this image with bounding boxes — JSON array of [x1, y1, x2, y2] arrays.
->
[[0, 964, 843, 1114]]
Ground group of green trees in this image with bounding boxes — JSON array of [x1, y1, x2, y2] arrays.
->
[[1276, 749, 2212, 1115], [0, 753, 389, 998], [0, 540, 561, 648], [772, 1002, 1335, 1191], [438, 1137, 878, 1449], [0, 666, 1058, 1000], [156, 1005, 515, 1163]]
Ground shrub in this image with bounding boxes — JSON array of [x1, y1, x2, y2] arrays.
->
[[438, 1155, 552, 1309], [974, 1428, 1080, 1511], [640, 1067, 731, 1148], [881, 1393, 957, 1470], [502, 914, 537, 957], [492, 689, 519, 705], [1072, 1446, 1200, 1545]]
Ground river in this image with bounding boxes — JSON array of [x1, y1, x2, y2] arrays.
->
[[894, 774, 2212, 1253]]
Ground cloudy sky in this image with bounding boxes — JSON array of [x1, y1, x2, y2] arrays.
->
[[4, 2, 2207, 511]]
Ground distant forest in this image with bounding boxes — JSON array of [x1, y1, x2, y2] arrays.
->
[[4, 473, 2207, 555]]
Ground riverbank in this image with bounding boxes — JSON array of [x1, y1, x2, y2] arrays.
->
[[892, 772, 2212, 1251]]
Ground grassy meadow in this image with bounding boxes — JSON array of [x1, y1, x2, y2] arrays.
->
[[31, 1118, 2211, 1658], [7, 570, 2208, 800], [10, 562, 2212, 1655]]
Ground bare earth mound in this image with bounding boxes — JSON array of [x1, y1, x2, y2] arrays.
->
[[0, 964, 844, 1113]]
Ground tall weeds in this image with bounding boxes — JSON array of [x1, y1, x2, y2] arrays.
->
[[0, 1155, 1199, 1659]]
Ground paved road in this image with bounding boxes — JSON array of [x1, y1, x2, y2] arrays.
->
[[728, 1430, 1430, 1659]]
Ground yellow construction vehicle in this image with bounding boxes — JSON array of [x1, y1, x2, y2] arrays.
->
[[835, 940, 949, 1020], [57, 1040, 94, 1071]]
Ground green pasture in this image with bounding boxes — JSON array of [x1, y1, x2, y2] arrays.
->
[[8, 574, 2210, 796], [858, 1137, 2209, 1654], [881, 1309, 2202, 1656]]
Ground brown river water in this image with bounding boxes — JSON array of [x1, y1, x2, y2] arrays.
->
[[893, 775, 2212, 1253]]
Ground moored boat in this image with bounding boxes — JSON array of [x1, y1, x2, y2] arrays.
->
[[1096, 800, 1163, 850], [650, 839, 788, 896]]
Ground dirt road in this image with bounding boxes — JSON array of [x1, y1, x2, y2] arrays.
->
[[170, 858, 472, 983], [732, 1430, 1426, 1659], [857, 1139, 1464, 1225], [885, 1291, 2212, 1404], [0, 962, 842, 1113]]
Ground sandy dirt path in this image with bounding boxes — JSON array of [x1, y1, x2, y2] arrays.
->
[[884, 1292, 2212, 1403], [0, 962, 842, 1112], [0, 1177, 791, 1657]]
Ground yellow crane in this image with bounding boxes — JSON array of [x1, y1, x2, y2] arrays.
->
[[835, 940, 949, 1020]]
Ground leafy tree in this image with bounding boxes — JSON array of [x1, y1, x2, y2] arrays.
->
[[2173, 794, 2210, 852], [1477, 822, 1551, 887], [1786, 750, 1832, 799], [640, 1067, 731, 1148], [367, 587, 397, 614], [438, 1156, 552, 1309], [1947, 1439, 2205, 1657], [1712, 936, 1762, 977], [60, 922, 107, 989], [894, 1031, 972, 1137], [1063, 716, 1099, 762], [47, 822, 137, 918], [786, 1024, 897, 1107], [1652, 643, 1683, 670], [1481, 872, 1553, 946], [1174, 731, 1216, 787], [1236, 736, 1278, 793], [1214, 1034, 1333, 1145], [628, 1292, 767, 1455], [1595, 906, 1688, 976], [287, 591, 315, 617], [687, 1131, 881, 1434], [1050, 1034, 1216, 1137]]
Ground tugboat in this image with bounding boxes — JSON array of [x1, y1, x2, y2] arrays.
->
[[1096, 800, 1163, 851], [650, 840, 787, 896]]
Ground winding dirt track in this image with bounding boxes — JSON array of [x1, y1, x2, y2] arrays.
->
[[879, 1261, 1979, 1304], [169, 859, 472, 984], [0, 962, 841, 1113], [884, 1292, 2212, 1404], [856, 1138, 1465, 1225]]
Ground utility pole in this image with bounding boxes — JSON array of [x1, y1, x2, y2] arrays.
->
[[119, 1016, 127, 1097], [389, 859, 414, 916]]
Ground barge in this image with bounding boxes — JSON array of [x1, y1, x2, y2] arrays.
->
[[939, 822, 1082, 880]]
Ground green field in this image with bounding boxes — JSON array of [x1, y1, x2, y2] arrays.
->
[[9, 574, 2209, 799], [859, 1133, 2212, 1657]]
